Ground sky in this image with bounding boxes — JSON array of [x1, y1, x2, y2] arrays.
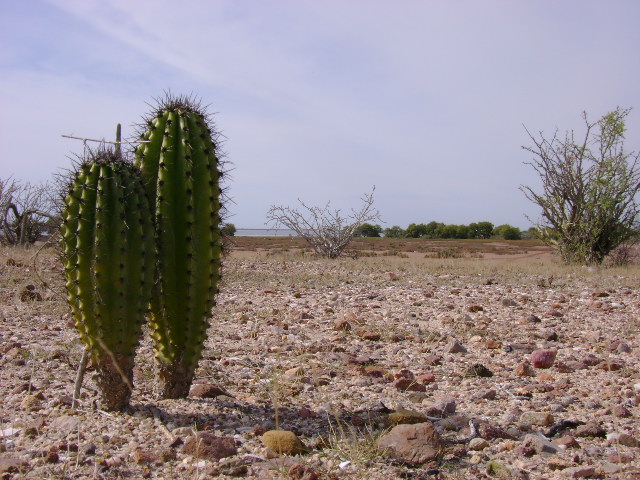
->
[[1, 0, 639, 229]]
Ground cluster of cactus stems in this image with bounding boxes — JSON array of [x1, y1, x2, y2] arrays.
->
[[60, 95, 225, 408], [135, 95, 223, 398], [61, 148, 154, 410]]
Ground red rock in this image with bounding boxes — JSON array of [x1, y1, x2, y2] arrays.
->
[[597, 360, 623, 371], [190, 383, 234, 399], [612, 405, 632, 418], [394, 377, 426, 392], [564, 466, 596, 478], [478, 423, 517, 440], [468, 305, 483, 312], [416, 373, 436, 384], [531, 349, 557, 368], [182, 433, 237, 461], [376, 422, 442, 466]]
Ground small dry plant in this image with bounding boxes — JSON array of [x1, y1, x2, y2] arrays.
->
[[323, 408, 389, 471]]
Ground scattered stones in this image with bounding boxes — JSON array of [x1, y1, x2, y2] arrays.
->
[[182, 433, 238, 461], [531, 349, 557, 368], [376, 422, 442, 466], [261, 430, 306, 455]]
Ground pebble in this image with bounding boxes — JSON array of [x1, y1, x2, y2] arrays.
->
[[519, 412, 554, 427], [468, 437, 489, 451], [446, 340, 467, 354]]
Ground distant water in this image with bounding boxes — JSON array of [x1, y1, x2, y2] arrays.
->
[[235, 228, 299, 237]]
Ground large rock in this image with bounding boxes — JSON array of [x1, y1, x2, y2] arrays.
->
[[182, 432, 237, 461], [376, 422, 442, 466]]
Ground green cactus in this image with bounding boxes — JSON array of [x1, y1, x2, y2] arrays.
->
[[135, 94, 224, 398], [61, 147, 154, 410]]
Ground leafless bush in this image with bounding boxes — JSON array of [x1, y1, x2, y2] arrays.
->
[[266, 187, 382, 259], [1, 178, 59, 245]]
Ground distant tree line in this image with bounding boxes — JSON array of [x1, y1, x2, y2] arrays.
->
[[354, 221, 524, 240]]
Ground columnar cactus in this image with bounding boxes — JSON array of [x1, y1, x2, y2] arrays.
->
[[135, 94, 223, 398], [61, 148, 154, 410]]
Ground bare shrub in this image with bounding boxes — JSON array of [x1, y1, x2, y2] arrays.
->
[[1, 178, 59, 245], [266, 188, 382, 259]]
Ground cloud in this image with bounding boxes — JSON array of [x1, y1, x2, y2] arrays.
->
[[1, 0, 639, 227]]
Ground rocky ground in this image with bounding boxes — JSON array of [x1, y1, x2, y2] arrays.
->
[[1, 244, 639, 479]]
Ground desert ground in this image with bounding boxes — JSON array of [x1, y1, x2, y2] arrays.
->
[[1, 238, 639, 479]]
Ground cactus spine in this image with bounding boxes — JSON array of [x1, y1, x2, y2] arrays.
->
[[61, 148, 154, 410], [135, 95, 223, 398]]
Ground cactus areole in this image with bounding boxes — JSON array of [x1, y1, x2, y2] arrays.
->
[[135, 95, 223, 398], [61, 148, 154, 410]]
